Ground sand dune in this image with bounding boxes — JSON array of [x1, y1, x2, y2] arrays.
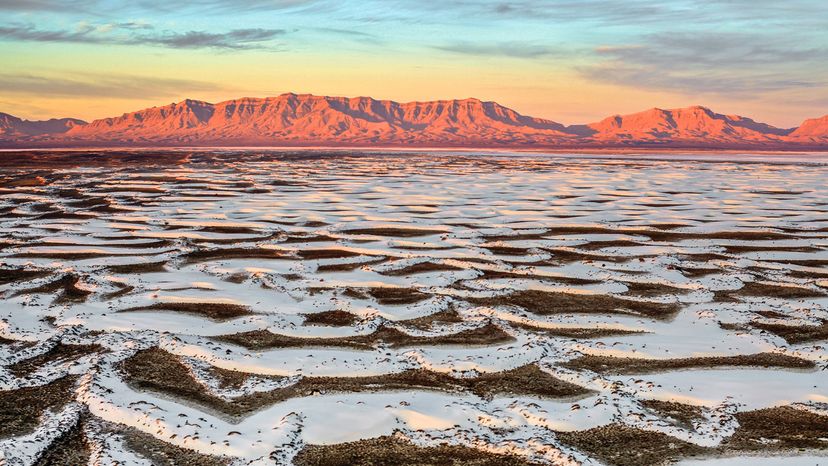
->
[[1, 94, 826, 148]]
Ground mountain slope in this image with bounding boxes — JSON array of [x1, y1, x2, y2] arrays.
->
[[1, 94, 826, 149], [788, 115, 828, 143], [0, 113, 86, 138], [62, 94, 577, 146], [582, 106, 794, 146]]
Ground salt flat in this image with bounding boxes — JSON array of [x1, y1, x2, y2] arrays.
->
[[0, 151, 826, 466]]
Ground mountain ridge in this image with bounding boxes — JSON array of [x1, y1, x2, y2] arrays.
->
[[2, 93, 826, 149]]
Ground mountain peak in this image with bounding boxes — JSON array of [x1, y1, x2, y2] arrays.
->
[[1, 95, 825, 148]]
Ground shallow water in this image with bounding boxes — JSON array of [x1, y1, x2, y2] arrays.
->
[[1, 151, 827, 465]]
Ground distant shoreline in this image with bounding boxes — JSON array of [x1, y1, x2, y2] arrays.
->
[[1, 145, 827, 154], [1, 147, 827, 167]]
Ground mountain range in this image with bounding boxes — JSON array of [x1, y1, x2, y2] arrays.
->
[[2, 93, 827, 149]]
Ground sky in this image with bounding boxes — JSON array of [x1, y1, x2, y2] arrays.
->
[[0, 0, 826, 127]]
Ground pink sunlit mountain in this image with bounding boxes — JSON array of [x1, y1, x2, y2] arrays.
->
[[2, 94, 827, 149]]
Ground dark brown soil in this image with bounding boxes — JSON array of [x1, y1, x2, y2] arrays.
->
[[122, 347, 258, 415], [578, 240, 646, 251], [13, 274, 92, 304], [340, 227, 447, 237], [119, 302, 253, 321], [105, 261, 168, 274], [121, 349, 586, 418], [316, 257, 389, 272], [622, 281, 687, 297], [467, 364, 590, 399], [280, 234, 339, 244], [641, 400, 705, 430], [11, 251, 148, 260], [297, 249, 363, 260], [121, 347, 283, 417], [303, 310, 359, 327], [734, 281, 826, 299], [292, 364, 587, 403], [723, 245, 823, 254], [216, 323, 514, 350], [467, 290, 682, 320], [10, 343, 103, 376], [197, 226, 261, 234], [562, 353, 814, 375], [120, 425, 231, 466], [723, 406, 828, 451], [319, 286, 434, 305], [556, 424, 708, 466], [0, 376, 79, 438], [0, 268, 50, 285], [484, 245, 532, 256], [34, 210, 97, 220], [487, 226, 794, 243], [787, 268, 828, 279], [382, 261, 463, 276], [366, 287, 433, 305], [677, 266, 721, 278], [29, 239, 171, 250], [293, 435, 544, 466], [399, 307, 464, 329], [33, 418, 91, 466], [541, 248, 633, 264], [752, 320, 828, 344], [512, 322, 644, 339], [477, 269, 602, 285], [753, 310, 790, 319], [183, 248, 288, 263]]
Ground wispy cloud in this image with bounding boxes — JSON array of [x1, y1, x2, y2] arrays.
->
[[0, 23, 286, 49], [144, 28, 286, 49], [0, 73, 228, 99], [0, 0, 319, 13], [0, 0, 94, 11], [388, 0, 827, 27], [580, 32, 828, 94], [434, 41, 569, 59]]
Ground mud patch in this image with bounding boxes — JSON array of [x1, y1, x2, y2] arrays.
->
[[381, 261, 463, 276], [0, 376, 79, 438], [723, 406, 828, 451], [399, 307, 464, 329], [183, 248, 288, 263], [216, 323, 514, 350], [296, 248, 364, 260], [641, 400, 705, 430], [303, 310, 359, 327], [731, 281, 825, 299], [0, 267, 50, 285], [294, 435, 544, 466], [557, 424, 708, 466], [511, 322, 644, 339], [331, 287, 433, 305], [13, 273, 92, 304], [752, 320, 828, 344], [120, 424, 231, 466], [119, 302, 253, 321], [33, 417, 91, 466], [468, 290, 682, 320], [340, 227, 447, 237], [562, 353, 814, 375], [105, 261, 168, 274], [10, 343, 103, 377], [315, 257, 389, 272], [122, 349, 584, 418]]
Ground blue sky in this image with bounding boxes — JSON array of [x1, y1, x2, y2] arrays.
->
[[1, 0, 826, 126]]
